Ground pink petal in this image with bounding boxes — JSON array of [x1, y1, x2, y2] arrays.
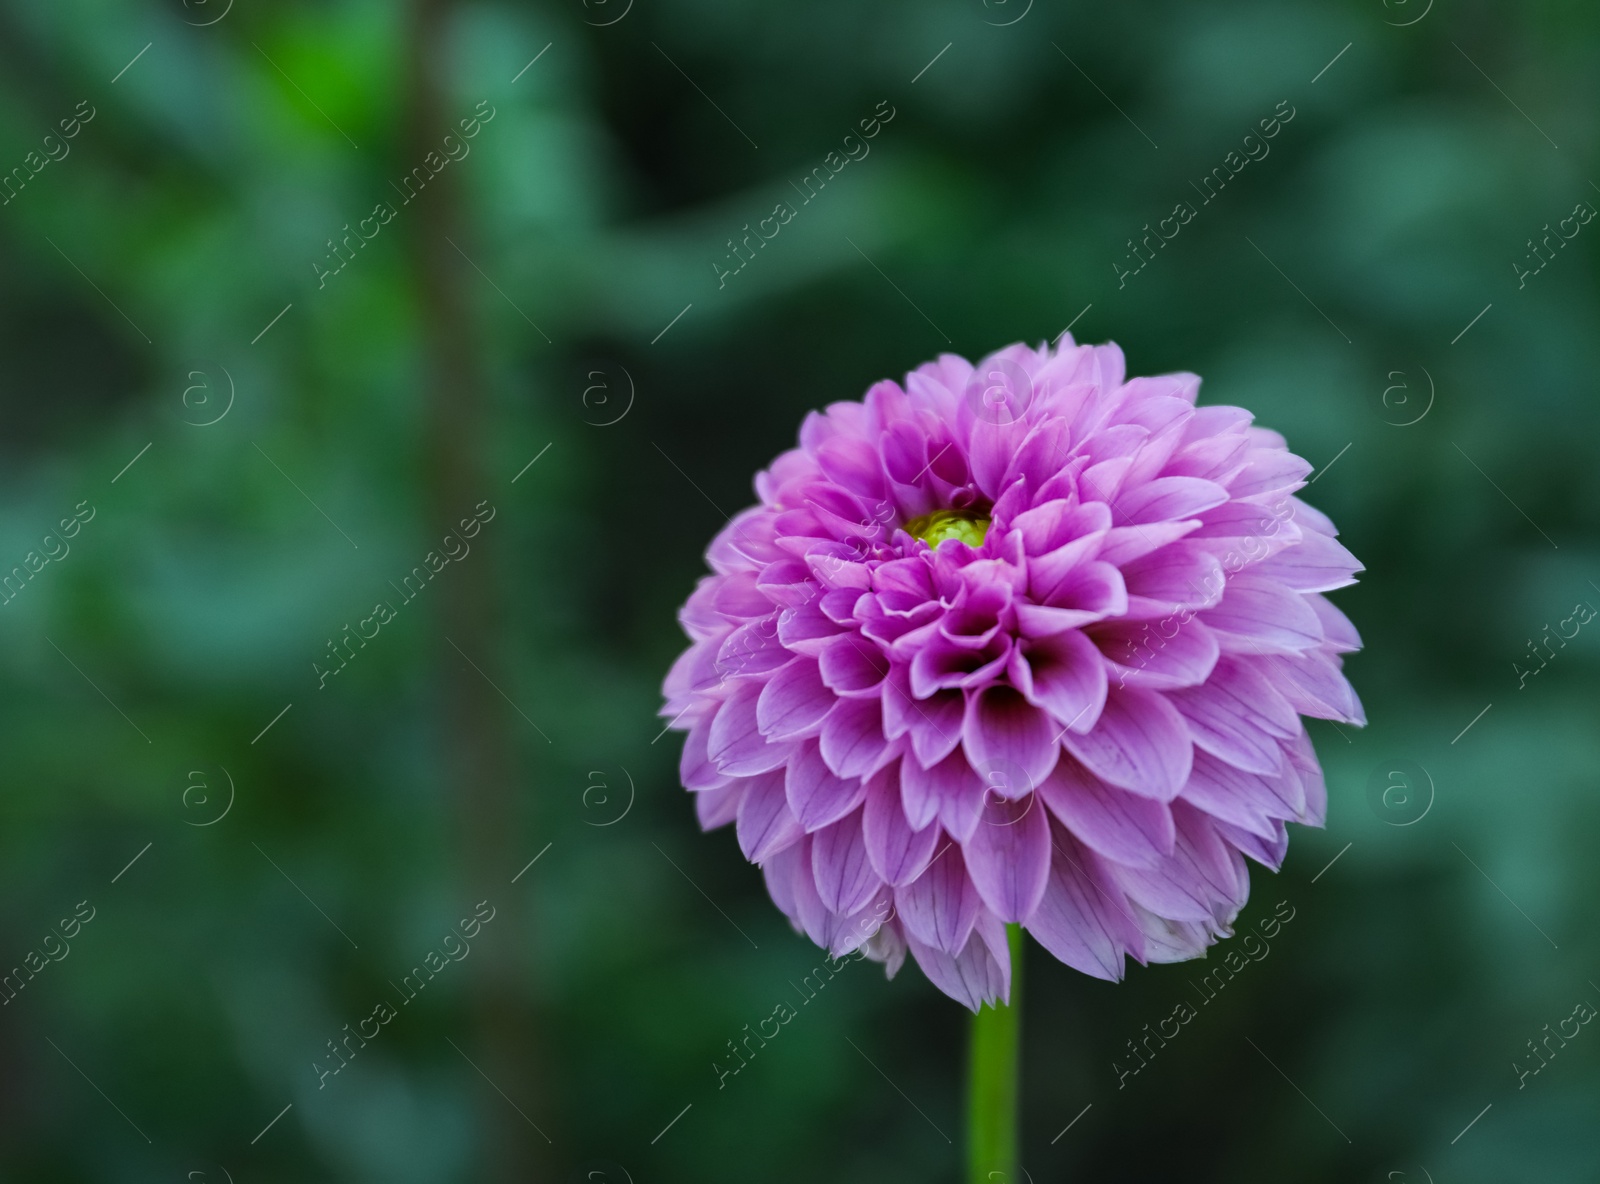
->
[[1017, 561, 1127, 638], [1166, 657, 1297, 775], [1108, 802, 1243, 924], [761, 839, 802, 921], [707, 681, 793, 775], [895, 839, 980, 954], [777, 600, 846, 655], [1096, 519, 1202, 567], [1200, 573, 1323, 653], [786, 740, 869, 831], [1284, 729, 1327, 825], [905, 912, 1011, 1011], [1010, 629, 1109, 734], [736, 770, 805, 862], [1286, 495, 1338, 536], [706, 507, 784, 573], [818, 695, 893, 780], [910, 634, 1012, 695], [1127, 903, 1212, 964], [1272, 649, 1365, 724], [1215, 817, 1289, 869], [816, 435, 888, 501], [1005, 418, 1074, 492], [882, 419, 933, 485], [818, 634, 891, 695], [826, 885, 896, 957], [710, 571, 775, 617], [1012, 499, 1110, 558], [1249, 525, 1362, 592], [900, 749, 984, 841], [937, 778, 988, 843], [1060, 685, 1193, 801], [695, 781, 744, 829], [755, 559, 819, 607], [887, 678, 965, 769], [1025, 823, 1143, 980], [968, 416, 1031, 499], [715, 618, 791, 678], [756, 658, 835, 741], [963, 686, 1061, 797], [1308, 593, 1362, 652], [680, 716, 732, 791], [1080, 455, 1135, 506], [1227, 448, 1311, 500], [662, 637, 722, 699], [1093, 618, 1220, 691], [1166, 432, 1249, 482], [787, 834, 832, 948], [964, 794, 1052, 922], [1114, 476, 1230, 524], [1179, 750, 1290, 839], [863, 763, 941, 885], [1118, 543, 1225, 620], [811, 809, 882, 915], [1186, 502, 1302, 567], [1038, 755, 1175, 869]]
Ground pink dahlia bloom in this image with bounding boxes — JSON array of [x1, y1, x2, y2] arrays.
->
[[661, 338, 1363, 1010]]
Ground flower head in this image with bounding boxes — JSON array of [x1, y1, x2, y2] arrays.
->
[[661, 338, 1363, 1010]]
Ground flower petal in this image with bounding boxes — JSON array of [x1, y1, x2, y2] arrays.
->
[[816, 435, 888, 501], [708, 681, 794, 775], [715, 618, 791, 678], [964, 794, 1052, 922], [905, 912, 1011, 1011], [826, 886, 896, 957], [1060, 685, 1193, 801], [756, 658, 835, 741], [1114, 476, 1230, 524], [1118, 543, 1225, 621], [1024, 823, 1143, 980], [1250, 528, 1363, 592], [1272, 649, 1365, 724], [818, 634, 891, 695], [1011, 629, 1109, 734], [786, 740, 869, 831], [1093, 618, 1220, 691], [1038, 755, 1175, 869], [895, 839, 980, 954], [886, 673, 965, 768], [818, 695, 894, 780], [900, 749, 984, 841], [1200, 573, 1324, 653], [1108, 802, 1244, 924], [1166, 657, 1297, 775], [680, 716, 732, 791], [811, 809, 882, 915], [1179, 750, 1291, 839], [695, 781, 744, 829], [736, 769, 805, 862], [864, 763, 942, 885], [1308, 594, 1362, 653], [963, 685, 1061, 795]]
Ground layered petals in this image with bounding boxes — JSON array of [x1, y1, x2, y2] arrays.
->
[[664, 335, 1364, 1009]]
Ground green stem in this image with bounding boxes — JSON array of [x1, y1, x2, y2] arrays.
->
[[965, 923, 1024, 1184]]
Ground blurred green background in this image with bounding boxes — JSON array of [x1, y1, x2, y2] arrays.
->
[[0, 0, 1596, 1181]]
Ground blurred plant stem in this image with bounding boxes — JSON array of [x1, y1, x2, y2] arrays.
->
[[966, 924, 1023, 1184], [404, 1, 544, 1179]]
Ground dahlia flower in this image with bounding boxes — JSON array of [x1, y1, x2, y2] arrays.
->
[[661, 337, 1363, 1011]]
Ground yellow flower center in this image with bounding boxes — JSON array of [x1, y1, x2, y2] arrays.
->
[[904, 509, 991, 548]]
